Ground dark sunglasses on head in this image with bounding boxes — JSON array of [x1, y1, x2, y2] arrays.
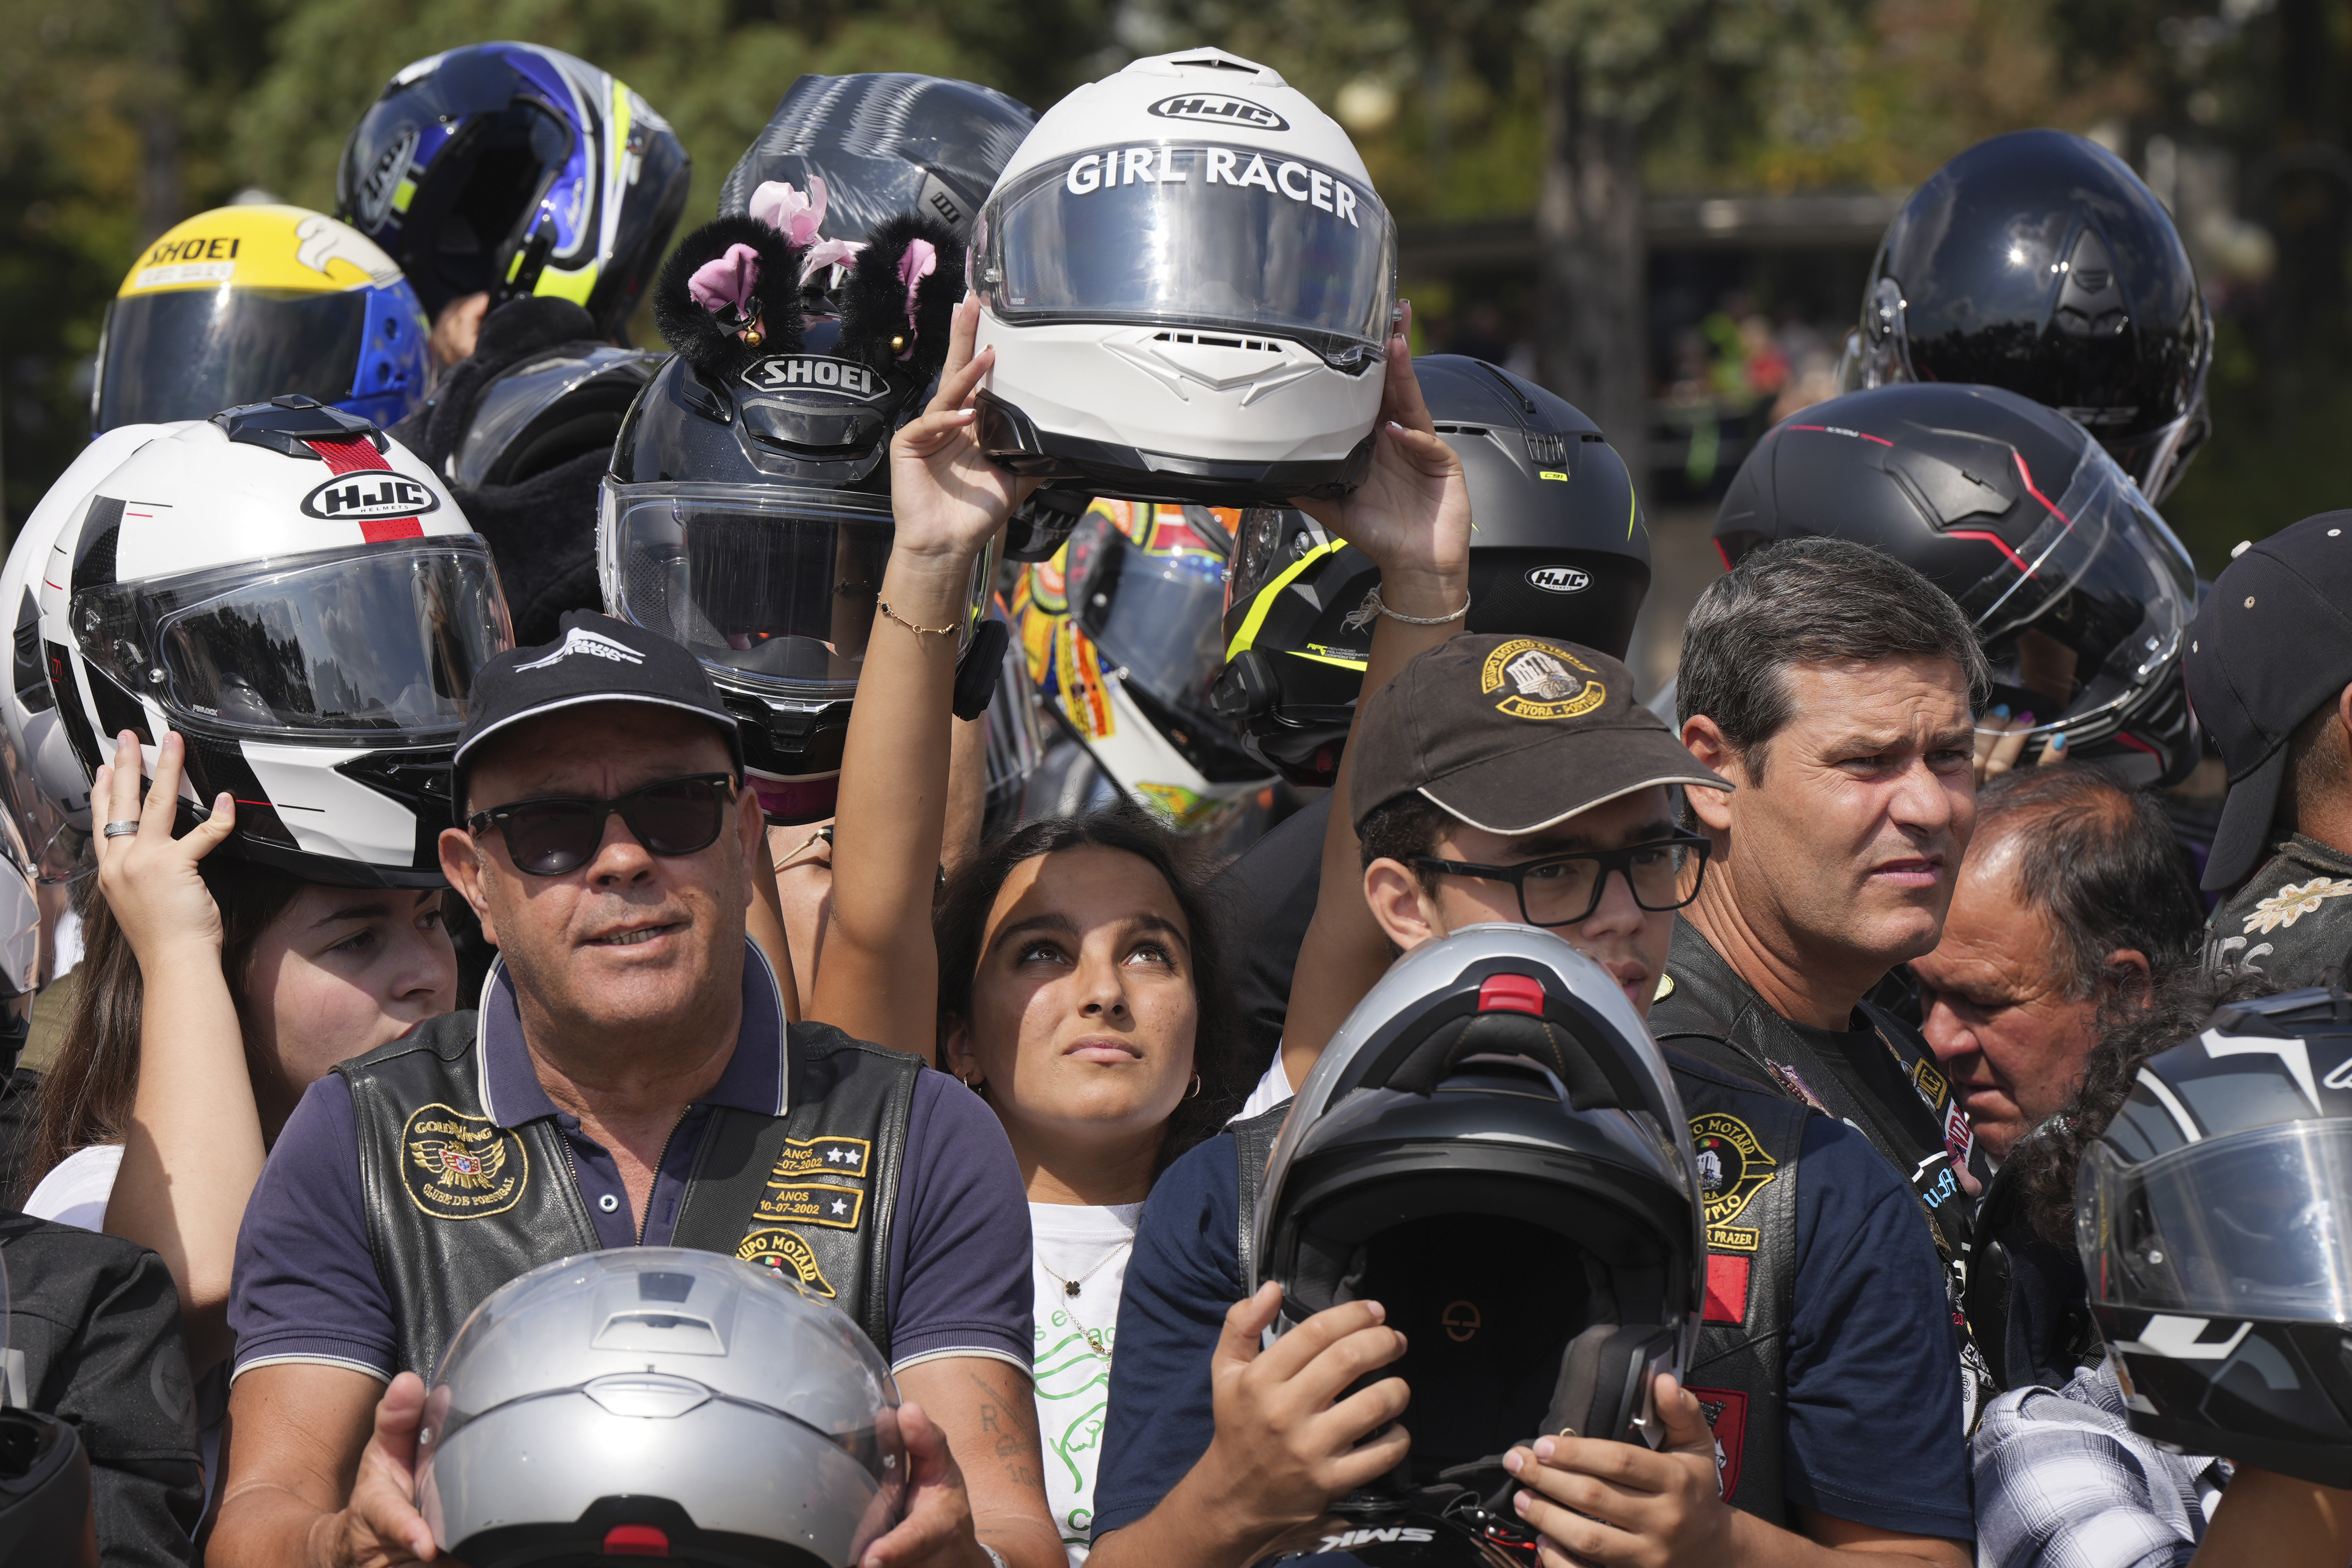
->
[[466, 773, 739, 877]]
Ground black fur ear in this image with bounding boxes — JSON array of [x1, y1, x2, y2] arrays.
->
[[835, 213, 965, 381], [651, 215, 807, 383]]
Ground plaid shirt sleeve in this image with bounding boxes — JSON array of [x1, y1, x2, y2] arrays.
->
[[1972, 1363, 2224, 1568]]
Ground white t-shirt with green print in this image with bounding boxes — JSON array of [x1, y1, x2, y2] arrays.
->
[[1029, 1200, 1143, 1564]]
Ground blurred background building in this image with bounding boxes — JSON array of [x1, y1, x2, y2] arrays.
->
[[3, 0, 2341, 692]]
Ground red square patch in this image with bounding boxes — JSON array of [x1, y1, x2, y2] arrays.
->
[[1685, 1385, 1749, 1498], [1703, 1254, 1751, 1324]]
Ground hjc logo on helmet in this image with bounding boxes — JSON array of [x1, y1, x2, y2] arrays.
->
[[1526, 565, 1591, 594], [301, 474, 439, 522], [1147, 93, 1290, 131]]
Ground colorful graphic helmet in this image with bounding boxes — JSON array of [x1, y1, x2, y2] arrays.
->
[[417, 1249, 904, 1567], [1215, 356, 1650, 786], [93, 205, 431, 433], [1716, 382, 2201, 786], [39, 398, 513, 888], [973, 48, 1399, 506], [2080, 986, 2352, 1486], [1256, 925, 1702, 1481], [1013, 501, 1273, 835], [1847, 130, 2211, 503], [338, 42, 691, 339]]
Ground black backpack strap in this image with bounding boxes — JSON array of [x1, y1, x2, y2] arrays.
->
[[1230, 1100, 1291, 1293]]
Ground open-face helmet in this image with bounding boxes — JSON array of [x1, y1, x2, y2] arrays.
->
[[1214, 357, 1649, 786], [1847, 130, 2211, 503], [1716, 381, 2200, 785], [1013, 501, 1273, 834], [2079, 986, 2352, 1486], [39, 398, 513, 887], [94, 205, 431, 433], [972, 47, 1400, 507], [338, 43, 691, 339], [417, 1249, 904, 1567], [1257, 925, 1703, 1485]]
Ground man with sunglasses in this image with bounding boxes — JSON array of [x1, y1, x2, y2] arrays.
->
[[215, 614, 1062, 1568], [1088, 636, 1974, 1566]]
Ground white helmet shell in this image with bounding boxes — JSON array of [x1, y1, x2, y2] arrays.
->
[[973, 48, 1398, 507], [39, 398, 514, 887]]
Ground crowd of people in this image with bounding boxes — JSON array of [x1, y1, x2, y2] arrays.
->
[[4, 35, 2352, 1568]]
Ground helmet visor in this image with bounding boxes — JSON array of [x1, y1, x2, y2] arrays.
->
[[1069, 509, 1233, 729], [74, 540, 512, 737], [606, 482, 983, 700], [2082, 1121, 2352, 1321], [97, 288, 368, 430], [1955, 428, 2197, 739], [979, 142, 1398, 363]]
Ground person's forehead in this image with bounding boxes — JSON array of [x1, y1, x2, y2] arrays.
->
[[1919, 856, 2058, 984], [986, 845, 1187, 933], [469, 705, 731, 799], [1778, 655, 1972, 735]]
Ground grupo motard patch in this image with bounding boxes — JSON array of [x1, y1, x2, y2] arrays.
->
[[1061, 146, 1369, 226], [736, 1228, 837, 1298], [402, 1103, 527, 1219], [1692, 1112, 1778, 1253]]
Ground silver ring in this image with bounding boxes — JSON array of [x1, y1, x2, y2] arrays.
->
[[101, 820, 142, 839]]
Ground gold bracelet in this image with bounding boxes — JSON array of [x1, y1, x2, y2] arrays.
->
[[876, 601, 957, 637]]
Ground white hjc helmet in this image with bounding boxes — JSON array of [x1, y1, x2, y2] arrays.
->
[[37, 396, 514, 888], [971, 48, 1399, 508]]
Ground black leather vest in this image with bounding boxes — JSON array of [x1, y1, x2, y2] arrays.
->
[[338, 1010, 923, 1380]]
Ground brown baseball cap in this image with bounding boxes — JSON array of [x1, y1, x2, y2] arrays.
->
[[1348, 635, 1731, 836]]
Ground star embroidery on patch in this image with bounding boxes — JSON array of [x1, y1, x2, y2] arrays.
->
[[2244, 876, 2352, 934], [827, 1149, 845, 1162], [830, 1198, 848, 1215]]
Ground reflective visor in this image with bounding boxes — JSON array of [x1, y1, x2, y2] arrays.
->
[[1069, 508, 1233, 728], [97, 288, 368, 428], [2082, 1121, 2352, 1321], [606, 482, 978, 700], [74, 540, 511, 736], [980, 142, 1396, 360]]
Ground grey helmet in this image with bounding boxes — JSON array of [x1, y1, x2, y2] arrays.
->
[[416, 1249, 903, 1566], [1256, 925, 1703, 1484], [2080, 986, 2352, 1485]]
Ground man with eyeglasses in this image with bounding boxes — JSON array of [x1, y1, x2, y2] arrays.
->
[[214, 613, 1063, 1568], [1088, 635, 1974, 1567]]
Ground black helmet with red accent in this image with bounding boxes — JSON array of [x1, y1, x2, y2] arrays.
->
[[1715, 382, 2201, 785]]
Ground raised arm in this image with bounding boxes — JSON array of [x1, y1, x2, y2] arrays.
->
[[1278, 313, 1473, 1078], [808, 297, 1032, 1059]]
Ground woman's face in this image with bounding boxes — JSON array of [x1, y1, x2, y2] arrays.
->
[[244, 886, 456, 1131], [946, 846, 1200, 1156]]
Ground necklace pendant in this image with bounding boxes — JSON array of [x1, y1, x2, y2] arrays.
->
[[1064, 1280, 1082, 1296]]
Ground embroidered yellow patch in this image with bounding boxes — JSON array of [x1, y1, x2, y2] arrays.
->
[[2244, 876, 2352, 935]]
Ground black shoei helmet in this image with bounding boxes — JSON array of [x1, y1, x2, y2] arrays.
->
[[1851, 129, 2212, 503], [1213, 356, 1649, 786], [2080, 986, 2352, 1486], [1717, 382, 2201, 786], [1256, 925, 1702, 1487]]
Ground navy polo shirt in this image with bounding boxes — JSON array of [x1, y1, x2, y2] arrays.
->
[[229, 942, 1032, 1383]]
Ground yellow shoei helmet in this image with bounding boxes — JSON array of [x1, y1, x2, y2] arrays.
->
[[95, 204, 433, 434]]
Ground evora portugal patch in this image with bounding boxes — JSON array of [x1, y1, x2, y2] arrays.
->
[[402, 1103, 527, 1219], [1479, 638, 1607, 721]]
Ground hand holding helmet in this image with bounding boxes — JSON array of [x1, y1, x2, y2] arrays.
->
[[88, 730, 235, 971], [1501, 1376, 1735, 1564], [890, 299, 1042, 572]]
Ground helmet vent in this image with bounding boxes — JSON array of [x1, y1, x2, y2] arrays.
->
[[1477, 974, 1546, 1016], [1525, 433, 1569, 465], [1152, 331, 1280, 354]]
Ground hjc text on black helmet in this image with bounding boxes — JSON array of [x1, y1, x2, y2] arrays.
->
[[1215, 356, 1649, 786], [1716, 382, 2201, 785]]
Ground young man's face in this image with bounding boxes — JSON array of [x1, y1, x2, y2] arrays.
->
[[1364, 786, 1680, 1016]]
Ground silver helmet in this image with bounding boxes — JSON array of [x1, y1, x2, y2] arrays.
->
[[416, 1249, 903, 1566]]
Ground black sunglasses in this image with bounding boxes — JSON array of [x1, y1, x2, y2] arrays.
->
[[1412, 833, 1712, 928], [467, 773, 739, 877]]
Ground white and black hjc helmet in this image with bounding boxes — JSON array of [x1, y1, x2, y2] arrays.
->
[[972, 48, 1399, 507], [33, 398, 513, 887], [1256, 925, 1703, 1501], [417, 1249, 903, 1566], [2080, 986, 2352, 1485]]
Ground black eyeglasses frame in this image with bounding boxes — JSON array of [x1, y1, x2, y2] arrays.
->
[[1410, 832, 1714, 928]]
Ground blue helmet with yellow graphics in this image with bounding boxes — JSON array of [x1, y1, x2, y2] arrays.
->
[[1211, 356, 1650, 786], [337, 42, 690, 341]]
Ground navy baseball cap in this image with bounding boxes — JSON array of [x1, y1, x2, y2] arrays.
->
[[2185, 512, 2352, 891], [452, 612, 743, 817]]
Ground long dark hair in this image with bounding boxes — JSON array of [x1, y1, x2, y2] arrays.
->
[[22, 858, 305, 1197], [934, 802, 1247, 1175]]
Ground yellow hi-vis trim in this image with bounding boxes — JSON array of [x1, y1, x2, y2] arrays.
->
[[1627, 477, 1641, 540], [1224, 538, 1347, 665], [536, 262, 598, 305]]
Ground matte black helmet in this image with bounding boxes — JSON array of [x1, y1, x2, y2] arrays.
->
[[1716, 382, 2202, 785], [1212, 356, 1650, 786], [2080, 986, 2352, 1486], [1256, 925, 1702, 1484], [1849, 129, 2211, 503]]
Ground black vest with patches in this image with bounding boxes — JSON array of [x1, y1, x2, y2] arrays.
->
[[1664, 1048, 1806, 1525], [338, 1010, 922, 1380]]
